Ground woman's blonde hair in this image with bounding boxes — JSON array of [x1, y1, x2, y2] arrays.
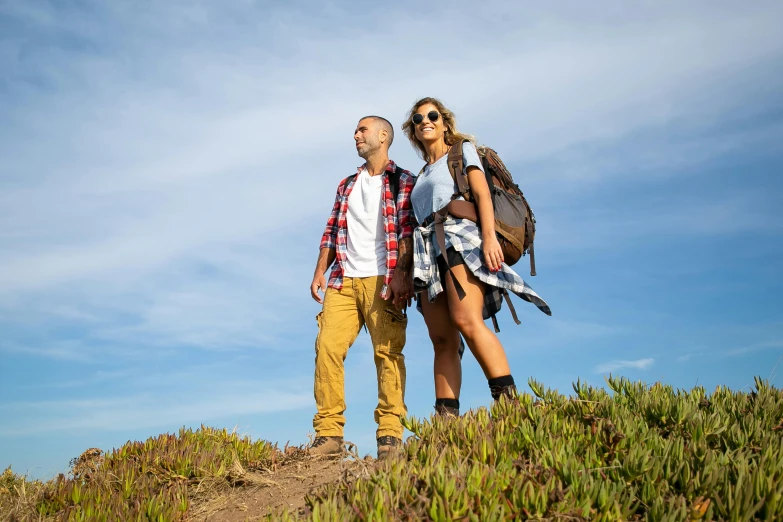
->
[[401, 97, 476, 162]]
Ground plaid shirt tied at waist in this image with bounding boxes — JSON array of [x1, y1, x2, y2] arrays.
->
[[413, 217, 552, 319], [320, 161, 415, 300]]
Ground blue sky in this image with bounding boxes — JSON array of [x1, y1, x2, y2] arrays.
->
[[1, 0, 782, 479]]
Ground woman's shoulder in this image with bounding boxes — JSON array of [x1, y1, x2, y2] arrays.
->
[[459, 140, 483, 168], [459, 140, 482, 160], [460, 140, 478, 154]]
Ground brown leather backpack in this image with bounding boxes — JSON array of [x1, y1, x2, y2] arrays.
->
[[443, 140, 537, 276]]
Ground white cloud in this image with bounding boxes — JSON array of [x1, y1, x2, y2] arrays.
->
[[595, 358, 655, 374]]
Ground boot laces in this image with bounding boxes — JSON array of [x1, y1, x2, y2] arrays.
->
[[312, 436, 338, 448], [377, 436, 400, 447]]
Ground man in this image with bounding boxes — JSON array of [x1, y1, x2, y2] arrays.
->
[[309, 115, 415, 459]]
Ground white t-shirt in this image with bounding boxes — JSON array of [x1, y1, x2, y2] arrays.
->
[[344, 168, 387, 277]]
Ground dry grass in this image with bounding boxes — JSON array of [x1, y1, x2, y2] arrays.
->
[[1, 426, 281, 521]]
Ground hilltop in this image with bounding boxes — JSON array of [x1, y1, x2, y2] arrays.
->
[[2, 376, 782, 521]]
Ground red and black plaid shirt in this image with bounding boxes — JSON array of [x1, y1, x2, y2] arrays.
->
[[320, 160, 415, 299]]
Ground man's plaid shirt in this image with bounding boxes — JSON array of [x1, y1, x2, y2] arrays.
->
[[320, 160, 415, 299]]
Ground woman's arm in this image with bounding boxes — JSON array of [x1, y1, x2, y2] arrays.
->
[[467, 166, 503, 271]]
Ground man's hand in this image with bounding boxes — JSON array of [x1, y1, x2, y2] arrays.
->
[[389, 269, 414, 310], [310, 273, 327, 304], [310, 247, 335, 304], [388, 237, 414, 310]]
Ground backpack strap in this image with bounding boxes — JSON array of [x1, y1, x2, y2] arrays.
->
[[433, 205, 467, 301], [528, 242, 536, 277], [501, 289, 521, 326], [489, 290, 522, 333], [447, 141, 471, 201], [491, 315, 499, 333], [348, 166, 402, 202], [389, 166, 403, 202]]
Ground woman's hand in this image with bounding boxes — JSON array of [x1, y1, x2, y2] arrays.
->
[[466, 164, 503, 272], [483, 234, 504, 272]]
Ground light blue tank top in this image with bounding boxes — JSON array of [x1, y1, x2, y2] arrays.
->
[[411, 141, 483, 224]]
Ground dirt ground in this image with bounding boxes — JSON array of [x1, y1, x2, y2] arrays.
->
[[191, 450, 376, 522]]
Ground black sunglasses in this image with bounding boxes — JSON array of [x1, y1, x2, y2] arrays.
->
[[412, 111, 440, 125]]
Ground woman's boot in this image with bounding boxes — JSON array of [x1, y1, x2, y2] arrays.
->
[[434, 398, 460, 417], [488, 375, 517, 401]]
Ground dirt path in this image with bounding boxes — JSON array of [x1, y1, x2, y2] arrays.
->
[[191, 453, 375, 521]]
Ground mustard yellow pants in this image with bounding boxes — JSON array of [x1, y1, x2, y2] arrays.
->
[[313, 276, 407, 439]]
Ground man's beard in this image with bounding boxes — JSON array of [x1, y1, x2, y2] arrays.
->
[[357, 142, 377, 159]]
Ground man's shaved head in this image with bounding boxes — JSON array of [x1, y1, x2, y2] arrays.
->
[[359, 115, 394, 148]]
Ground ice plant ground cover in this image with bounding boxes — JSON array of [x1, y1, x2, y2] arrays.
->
[[282, 376, 783, 522], [2, 376, 782, 521]]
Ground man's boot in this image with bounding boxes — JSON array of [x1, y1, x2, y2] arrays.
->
[[308, 436, 343, 457], [376, 436, 401, 460]]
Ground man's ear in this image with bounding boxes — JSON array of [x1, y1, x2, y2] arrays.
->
[[379, 128, 388, 145]]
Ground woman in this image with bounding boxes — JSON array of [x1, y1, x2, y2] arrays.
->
[[401, 97, 551, 417]]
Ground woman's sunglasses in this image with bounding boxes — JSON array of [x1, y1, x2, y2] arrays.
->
[[412, 111, 440, 125]]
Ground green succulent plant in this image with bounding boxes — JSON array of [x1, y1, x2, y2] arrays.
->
[[277, 376, 783, 521], [4, 377, 782, 521]]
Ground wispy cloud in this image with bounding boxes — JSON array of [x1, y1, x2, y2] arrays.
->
[[17, 369, 134, 391], [595, 358, 655, 374], [0, 340, 98, 363], [725, 341, 783, 357], [541, 188, 783, 253]]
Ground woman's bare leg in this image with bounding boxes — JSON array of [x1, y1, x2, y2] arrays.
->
[[420, 292, 462, 400], [442, 264, 511, 379]]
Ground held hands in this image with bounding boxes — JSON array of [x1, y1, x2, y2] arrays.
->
[[310, 273, 326, 304], [389, 270, 414, 311], [483, 234, 504, 272]]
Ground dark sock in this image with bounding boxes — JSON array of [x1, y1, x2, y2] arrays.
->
[[435, 398, 460, 410], [488, 375, 515, 388], [488, 375, 516, 400]]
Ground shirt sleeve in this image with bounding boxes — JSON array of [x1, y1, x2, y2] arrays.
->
[[462, 141, 484, 174], [319, 181, 343, 250], [397, 172, 416, 240]]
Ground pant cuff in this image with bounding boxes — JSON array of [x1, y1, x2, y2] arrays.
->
[[315, 429, 344, 437], [376, 429, 403, 439]]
